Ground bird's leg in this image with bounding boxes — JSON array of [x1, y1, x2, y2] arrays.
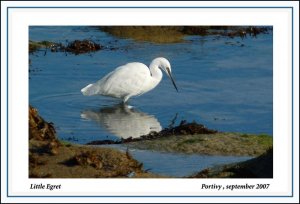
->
[[118, 101, 134, 111], [123, 95, 130, 103], [120, 97, 134, 109]]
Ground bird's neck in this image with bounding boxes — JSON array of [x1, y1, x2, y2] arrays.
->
[[149, 64, 163, 81]]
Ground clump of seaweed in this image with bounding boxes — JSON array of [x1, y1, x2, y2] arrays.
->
[[64, 40, 103, 55], [29, 105, 57, 141], [62, 149, 144, 178], [163, 120, 217, 135], [29, 106, 61, 157], [29, 39, 103, 55], [73, 151, 104, 169]]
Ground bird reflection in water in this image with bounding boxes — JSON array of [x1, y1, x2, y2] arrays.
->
[[81, 104, 162, 139]]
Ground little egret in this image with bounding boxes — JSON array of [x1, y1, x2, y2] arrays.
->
[[81, 57, 178, 102]]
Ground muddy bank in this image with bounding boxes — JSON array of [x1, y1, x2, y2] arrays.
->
[[189, 148, 273, 178], [124, 132, 272, 156], [29, 106, 272, 178], [29, 106, 161, 178], [86, 121, 272, 156], [99, 26, 271, 43]]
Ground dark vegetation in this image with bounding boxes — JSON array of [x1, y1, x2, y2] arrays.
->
[[29, 39, 103, 55], [99, 26, 271, 43]]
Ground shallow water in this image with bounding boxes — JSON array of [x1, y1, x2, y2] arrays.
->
[[29, 26, 272, 176], [110, 145, 252, 177]]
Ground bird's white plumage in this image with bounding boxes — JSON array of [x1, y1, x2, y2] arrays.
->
[[81, 57, 177, 102]]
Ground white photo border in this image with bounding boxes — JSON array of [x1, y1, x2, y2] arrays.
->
[[1, 1, 299, 203]]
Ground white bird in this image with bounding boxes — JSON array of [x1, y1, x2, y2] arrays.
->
[[81, 57, 178, 102]]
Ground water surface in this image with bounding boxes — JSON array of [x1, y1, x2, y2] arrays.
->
[[112, 145, 252, 177]]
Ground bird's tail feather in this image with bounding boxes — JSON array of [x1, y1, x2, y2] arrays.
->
[[81, 84, 98, 96]]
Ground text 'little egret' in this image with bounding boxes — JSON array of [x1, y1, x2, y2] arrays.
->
[[81, 57, 178, 102]]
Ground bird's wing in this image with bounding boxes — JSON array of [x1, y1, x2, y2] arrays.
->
[[95, 62, 151, 98]]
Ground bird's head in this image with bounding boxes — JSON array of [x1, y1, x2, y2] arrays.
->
[[152, 57, 178, 92]]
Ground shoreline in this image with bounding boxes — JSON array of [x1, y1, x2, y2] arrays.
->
[[29, 105, 272, 178]]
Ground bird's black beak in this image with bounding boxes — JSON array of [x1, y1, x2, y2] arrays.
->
[[166, 68, 178, 92]]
